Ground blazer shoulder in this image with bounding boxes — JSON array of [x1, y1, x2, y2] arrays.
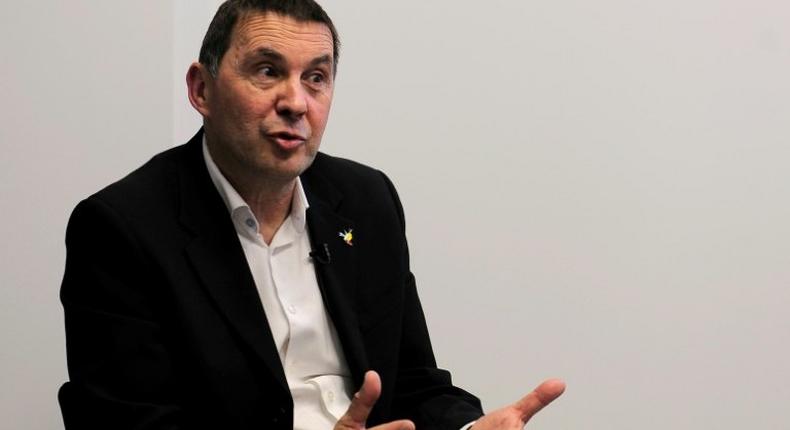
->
[[88, 143, 191, 209], [310, 152, 384, 181], [305, 152, 407, 228], [307, 152, 403, 197], [68, 143, 196, 238]]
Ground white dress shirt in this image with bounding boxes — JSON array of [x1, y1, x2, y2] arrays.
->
[[202, 140, 476, 430], [203, 140, 353, 430]]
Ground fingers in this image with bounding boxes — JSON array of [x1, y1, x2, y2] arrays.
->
[[369, 419, 416, 430], [335, 371, 415, 430], [512, 378, 566, 423], [344, 370, 381, 424]]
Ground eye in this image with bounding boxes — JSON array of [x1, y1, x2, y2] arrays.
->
[[307, 72, 325, 84], [304, 70, 331, 90], [256, 64, 279, 78]]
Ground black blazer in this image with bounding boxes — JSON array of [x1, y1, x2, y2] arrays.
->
[[59, 130, 482, 430]]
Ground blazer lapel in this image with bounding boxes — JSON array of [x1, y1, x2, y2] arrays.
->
[[176, 133, 289, 394], [303, 169, 370, 388], [173, 135, 368, 393]]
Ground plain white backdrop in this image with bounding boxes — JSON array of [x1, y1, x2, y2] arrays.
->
[[2, 1, 789, 428]]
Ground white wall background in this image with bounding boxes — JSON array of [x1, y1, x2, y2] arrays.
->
[[1, 2, 173, 429], [2, 1, 789, 428]]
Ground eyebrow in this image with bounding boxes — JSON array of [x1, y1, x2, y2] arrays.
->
[[306, 54, 332, 70], [251, 47, 286, 63], [250, 48, 333, 70]]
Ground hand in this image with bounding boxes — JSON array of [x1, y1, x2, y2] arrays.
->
[[334, 370, 415, 430], [470, 379, 566, 430]]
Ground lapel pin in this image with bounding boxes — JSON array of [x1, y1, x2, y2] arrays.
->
[[338, 228, 354, 246]]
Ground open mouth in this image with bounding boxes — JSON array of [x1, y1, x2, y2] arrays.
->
[[267, 131, 307, 150]]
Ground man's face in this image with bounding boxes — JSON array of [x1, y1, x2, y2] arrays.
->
[[202, 12, 335, 184]]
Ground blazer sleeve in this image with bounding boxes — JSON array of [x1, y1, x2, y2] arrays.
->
[[377, 171, 485, 430], [59, 196, 185, 430]]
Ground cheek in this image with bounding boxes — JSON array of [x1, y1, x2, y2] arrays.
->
[[308, 100, 332, 132], [220, 87, 273, 123], [223, 101, 269, 135], [234, 96, 267, 117]]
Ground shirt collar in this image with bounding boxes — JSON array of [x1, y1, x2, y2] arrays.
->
[[202, 136, 309, 239]]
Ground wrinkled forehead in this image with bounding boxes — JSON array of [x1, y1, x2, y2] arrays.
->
[[229, 12, 334, 62]]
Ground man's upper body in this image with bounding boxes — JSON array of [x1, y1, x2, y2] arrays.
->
[[59, 129, 483, 429], [59, 1, 564, 429], [201, 136, 355, 428]]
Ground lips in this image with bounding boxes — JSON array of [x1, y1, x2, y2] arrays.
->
[[266, 131, 307, 151]]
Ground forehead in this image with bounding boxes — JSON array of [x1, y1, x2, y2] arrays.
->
[[229, 12, 333, 61]]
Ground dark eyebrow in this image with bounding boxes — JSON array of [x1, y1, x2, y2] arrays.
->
[[251, 47, 285, 63], [307, 54, 333, 70], [248, 48, 332, 72]]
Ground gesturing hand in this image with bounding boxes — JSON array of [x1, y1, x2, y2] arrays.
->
[[334, 371, 415, 430], [470, 379, 566, 430]]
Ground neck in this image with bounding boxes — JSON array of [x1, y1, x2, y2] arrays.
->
[[234, 178, 295, 245], [206, 140, 298, 245]]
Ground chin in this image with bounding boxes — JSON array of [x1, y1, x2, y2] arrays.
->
[[263, 157, 315, 181]]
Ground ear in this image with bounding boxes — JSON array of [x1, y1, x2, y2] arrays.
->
[[186, 62, 213, 117]]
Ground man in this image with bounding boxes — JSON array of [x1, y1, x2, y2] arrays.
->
[[59, 1, 565, 429]]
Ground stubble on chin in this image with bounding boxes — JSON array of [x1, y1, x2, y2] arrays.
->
[[251, 143, 318, 184]]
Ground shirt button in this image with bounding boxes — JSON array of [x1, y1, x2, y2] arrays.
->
[[327, 390, 335, 402], [287, 304, 297, 314], [245, 218, 255, 228]]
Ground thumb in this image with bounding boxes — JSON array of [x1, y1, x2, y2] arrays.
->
[[512, 378, 566, 423], [337, 370, 382, 427]]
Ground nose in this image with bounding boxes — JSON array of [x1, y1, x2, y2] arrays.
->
[[275, 77, 308, 121]]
